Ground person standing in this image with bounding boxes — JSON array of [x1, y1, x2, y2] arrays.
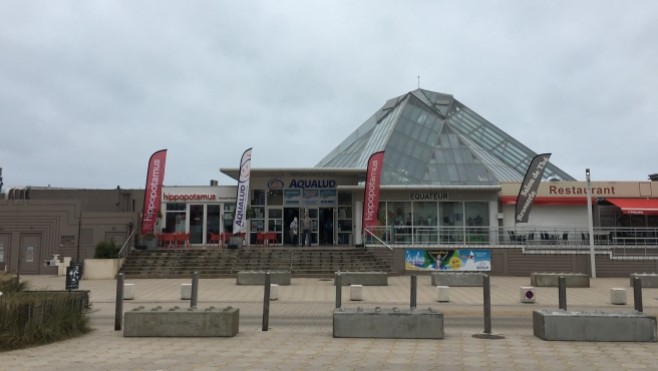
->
[[289, 217, 298, 246], [302, 210, 312, 246]]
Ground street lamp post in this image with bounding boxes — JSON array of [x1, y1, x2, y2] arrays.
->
[[586, 168, 596, 278]]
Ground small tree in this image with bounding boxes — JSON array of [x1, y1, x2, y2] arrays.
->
[[93, 239, 120, 259]]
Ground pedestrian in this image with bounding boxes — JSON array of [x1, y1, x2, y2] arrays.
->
[[289, 217, 298, 246], [303, 210, 312, 246]]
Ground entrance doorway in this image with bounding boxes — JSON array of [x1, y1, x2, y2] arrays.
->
[[19, 234, 41, 274], [284, 208, 300, 246], [320, 208, 335, 245]]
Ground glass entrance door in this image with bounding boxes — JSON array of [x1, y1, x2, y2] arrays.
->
[[301, 208, 319, 246], [189, 204, 204, 244]]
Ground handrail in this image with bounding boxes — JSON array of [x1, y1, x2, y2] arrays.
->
[[363, 225, 658, 249], [118, 229, 137, 259], [364, 229, 393, 251]]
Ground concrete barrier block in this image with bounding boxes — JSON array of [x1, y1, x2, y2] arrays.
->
[[610, 288, 627, 305], [270, 284, 279, 300], [436, 286, 450, 302], [431, 272, 484, 287], [520, 286, 535, 303], [334, 272, 388, 286], [124, 306, 239, 337], [237, 271, 292, 285], [530, 272, 590, 287], [630, 273, 658, 288], [333, 307, 444, 339], [350, 284, 363, 301], [181, 283, 192, 300], [533, 309, 657, 342], [124, 283, 135, 300]]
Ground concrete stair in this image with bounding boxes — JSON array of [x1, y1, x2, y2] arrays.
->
[[118, 247, 393, 278]]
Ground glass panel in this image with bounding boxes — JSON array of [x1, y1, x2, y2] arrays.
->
[[223, 204, 235, 234], [189, 205, 203, 244], [338, 191, 352, 205], [414, 202, 438, 244], [268, 208, 282, 219], [268, 190, 283, 205], [165, 205, 186, 233], [251, 190, 266, 205], [389, 201, 412, 243], [206, 205, 221, 242], [465, 202, 489, 244], [440, 202, 463, 243]]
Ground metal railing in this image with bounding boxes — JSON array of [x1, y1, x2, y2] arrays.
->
[[363, 225, 658, 249], [117, 229, 137, 259]]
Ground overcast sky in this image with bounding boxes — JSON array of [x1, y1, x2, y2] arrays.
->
[[1, 1, 657, 190]]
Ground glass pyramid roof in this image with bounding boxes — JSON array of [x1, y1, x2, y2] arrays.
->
[[316, 89, 575, 185]]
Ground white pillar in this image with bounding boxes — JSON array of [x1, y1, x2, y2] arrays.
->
[[181, 283, 192, 300], [124, 283, 135, 300], [350, 284, 363, 301], [436, 286, 450, 302]]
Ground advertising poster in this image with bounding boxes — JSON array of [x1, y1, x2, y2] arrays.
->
[[302, 189, 319, 206], [284, 189, 301, 206], [319, 189, 336, 205], [405, 248, 491, 271]]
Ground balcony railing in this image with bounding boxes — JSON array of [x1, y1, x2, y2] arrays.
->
[[364, 226, 658, 248]]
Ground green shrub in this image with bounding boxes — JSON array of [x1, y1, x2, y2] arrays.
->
[[93, 239, 120, 258], [0, 272, 27, 293], [0, 290, 91, 351]]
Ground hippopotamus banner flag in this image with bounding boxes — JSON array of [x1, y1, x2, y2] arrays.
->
[[515, 153, 551, 224], [362, 151, 385, 235], [233, 148, 252, 235], [141, 149, 167, 234]]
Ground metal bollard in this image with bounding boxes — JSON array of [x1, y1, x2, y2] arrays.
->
[[335, 272, 342, 309], [633, 276, 643, 313], [483, 274, 491, 335], [410, 274, 417, 309], [114, 273, 124, 331], [262, 271, 271, 331], [558, 276, 567, 310], [190, 272, 199, 308]]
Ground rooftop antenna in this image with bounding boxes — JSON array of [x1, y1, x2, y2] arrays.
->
[[417, 75, 420, 89]]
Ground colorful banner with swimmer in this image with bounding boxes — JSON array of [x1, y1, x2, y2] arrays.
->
[[405, 249, 491, 271]]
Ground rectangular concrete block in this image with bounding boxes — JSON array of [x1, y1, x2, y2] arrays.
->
[[436, 286, 450, 302], [237, 271, 291, 285], [630, 273, 658, 288], [270, 284, 279, 301], [350, 284, 363, 301], [610, 288, 627, 305], [533, 309, 657, 342], [334, 272, 388, 286], [530, 272, 590, 287], [181, 283, 192, 300], [124, 283, 135, 300], [431, 272, 483, 287], [124, 306, 239, 337], [333, 307, 444, 339]]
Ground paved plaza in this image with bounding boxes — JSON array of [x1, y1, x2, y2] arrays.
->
[[1, 274, 658, 370]]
